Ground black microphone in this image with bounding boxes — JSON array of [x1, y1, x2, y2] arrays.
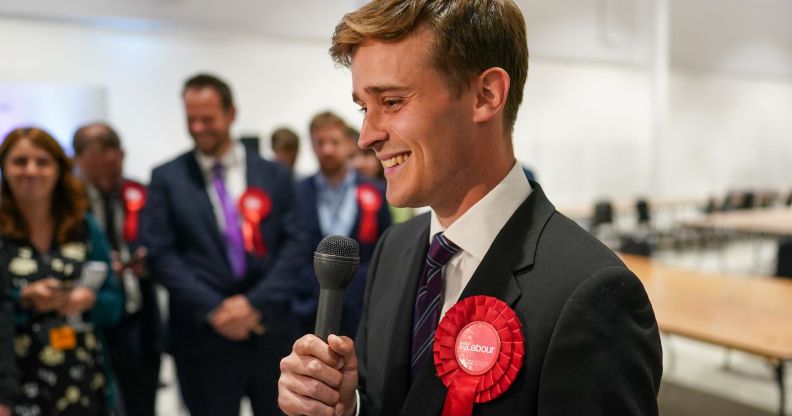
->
[[314, 235, 360, 341]]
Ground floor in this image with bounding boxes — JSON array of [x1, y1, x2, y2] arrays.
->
[[152, 236, 790, 415]]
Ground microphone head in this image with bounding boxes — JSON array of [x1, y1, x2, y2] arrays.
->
[[316, 235, 360, 259], [314, 235, 360, 290]]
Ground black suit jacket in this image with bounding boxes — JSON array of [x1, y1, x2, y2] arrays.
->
[[146, 149, 310, 357], [356, 183, 662, 415]]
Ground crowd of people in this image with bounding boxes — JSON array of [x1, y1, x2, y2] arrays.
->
[[0, 73, 398, 416]]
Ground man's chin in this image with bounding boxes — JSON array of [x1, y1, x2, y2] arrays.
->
[[385, 187, 422, 209]]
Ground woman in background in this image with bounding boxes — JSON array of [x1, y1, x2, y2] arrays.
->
[[0, 127, 122, 416]]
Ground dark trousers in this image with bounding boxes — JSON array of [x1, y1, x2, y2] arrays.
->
[[173, 336, 288, 416], [112, 350, 161, 416], [106, 309, 163, 416]]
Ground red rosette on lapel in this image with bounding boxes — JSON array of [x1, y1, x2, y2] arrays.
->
[[356, 183, 382, 244], [238, 187, 272, 257], [433, 295, 524, 416], [121, 181, 147, 242]]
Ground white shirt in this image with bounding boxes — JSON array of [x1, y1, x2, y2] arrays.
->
[[194, 142, 247, 232], [429, 161, 532, 318]]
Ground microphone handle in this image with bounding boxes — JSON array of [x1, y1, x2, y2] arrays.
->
[[315, 287, 344, 341]]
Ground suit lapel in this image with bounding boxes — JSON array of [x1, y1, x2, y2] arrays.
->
[[305, 176, 323, 239], [184, 155, 227, 256], [380, 217, 430, 415], [459, 182, 556, 305]]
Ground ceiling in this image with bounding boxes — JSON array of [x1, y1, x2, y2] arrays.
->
[[0, 0, 376, 40]]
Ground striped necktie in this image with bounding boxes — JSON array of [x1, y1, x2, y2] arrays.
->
[[411, 232, 460, 379]]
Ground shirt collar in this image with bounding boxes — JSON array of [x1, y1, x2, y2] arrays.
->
[[194, 141, 245, 175], [315, 168, 357, 192], [430, 162, 532, 260]]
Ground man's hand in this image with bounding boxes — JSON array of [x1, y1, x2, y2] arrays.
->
[[209, 295, 264, 340], [57, 287, 97, 316], [21, 278, 67, 312], [111, 247, 148, 278], [278, 334, 358, 416], [0, 403, 12, 416]]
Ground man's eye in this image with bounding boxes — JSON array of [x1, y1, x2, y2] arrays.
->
[[358, 106, 368, 114], [383, 99, 402, 111]]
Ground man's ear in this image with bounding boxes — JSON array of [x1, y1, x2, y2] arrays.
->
[[227, 106, 237, 122], [472, 67, 510, 124]]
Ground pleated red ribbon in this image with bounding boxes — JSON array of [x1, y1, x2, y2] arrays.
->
[[238, 187, 272, 257], [121, 181, 147, 243], [434, 295, 524, 416], [356, 183, 382, 244]]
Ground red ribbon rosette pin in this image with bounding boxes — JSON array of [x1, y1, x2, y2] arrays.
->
[[356, 183, 382, 244], [238, 187, 272, 257], [433, 295, 524, 416], [121, 181, 147, 242]]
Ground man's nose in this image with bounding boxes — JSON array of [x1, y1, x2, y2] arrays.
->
[[359, 114, 386, 150]]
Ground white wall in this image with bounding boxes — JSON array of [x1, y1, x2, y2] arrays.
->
[[0, 0, 791, 208], [0, 17, 360, 180]]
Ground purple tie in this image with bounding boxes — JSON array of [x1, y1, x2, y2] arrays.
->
[[213, 163, 246, 278], [411, 232, 460, 379]]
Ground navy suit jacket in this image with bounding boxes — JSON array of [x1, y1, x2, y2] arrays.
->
[[356, 182, 662, 415], [292, 171, 391, 337], [146, 149, 309, 358]]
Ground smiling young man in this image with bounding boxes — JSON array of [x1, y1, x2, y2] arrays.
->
[[278, 1, 662, 415]]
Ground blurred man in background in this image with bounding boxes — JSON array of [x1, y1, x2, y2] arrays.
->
[[292, 111, 391, 337], [146, 73, 308, 416], [73, 122, 162, 416], [270, 127, 300, 171]]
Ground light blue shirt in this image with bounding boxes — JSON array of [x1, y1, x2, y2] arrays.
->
[[315, 169, 359, 237]]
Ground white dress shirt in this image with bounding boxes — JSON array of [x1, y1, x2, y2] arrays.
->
[[194, 142, 247, 232], [429, 161, 532, 318]]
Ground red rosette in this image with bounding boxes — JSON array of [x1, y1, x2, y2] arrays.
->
[[238, 187, 272, 257], [356, 183, 382, 244], [433, 295, 524, 416], [121, 181, 147, 242]]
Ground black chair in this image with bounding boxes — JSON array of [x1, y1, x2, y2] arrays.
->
[[737, 191, 755, 210], [636, 198, 651, 225], [592, 201, 613, 229], [703, 197, 717, 214], [775, 238, 792, 279], [589, 200, 618, 249]]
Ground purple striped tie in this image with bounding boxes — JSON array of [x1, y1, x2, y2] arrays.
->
[[411, 232, 460, 379], [213, 163, 246, 278]]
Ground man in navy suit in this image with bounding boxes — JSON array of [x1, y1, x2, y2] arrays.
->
[[278, 1, 662, 415], [146, 73, 308, 416], [292, 111, 391, 337], [73, 122, 162, 416]]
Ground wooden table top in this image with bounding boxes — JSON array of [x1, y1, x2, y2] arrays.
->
[[621, 254, 792, 361], [683, 207, 792, 236]]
